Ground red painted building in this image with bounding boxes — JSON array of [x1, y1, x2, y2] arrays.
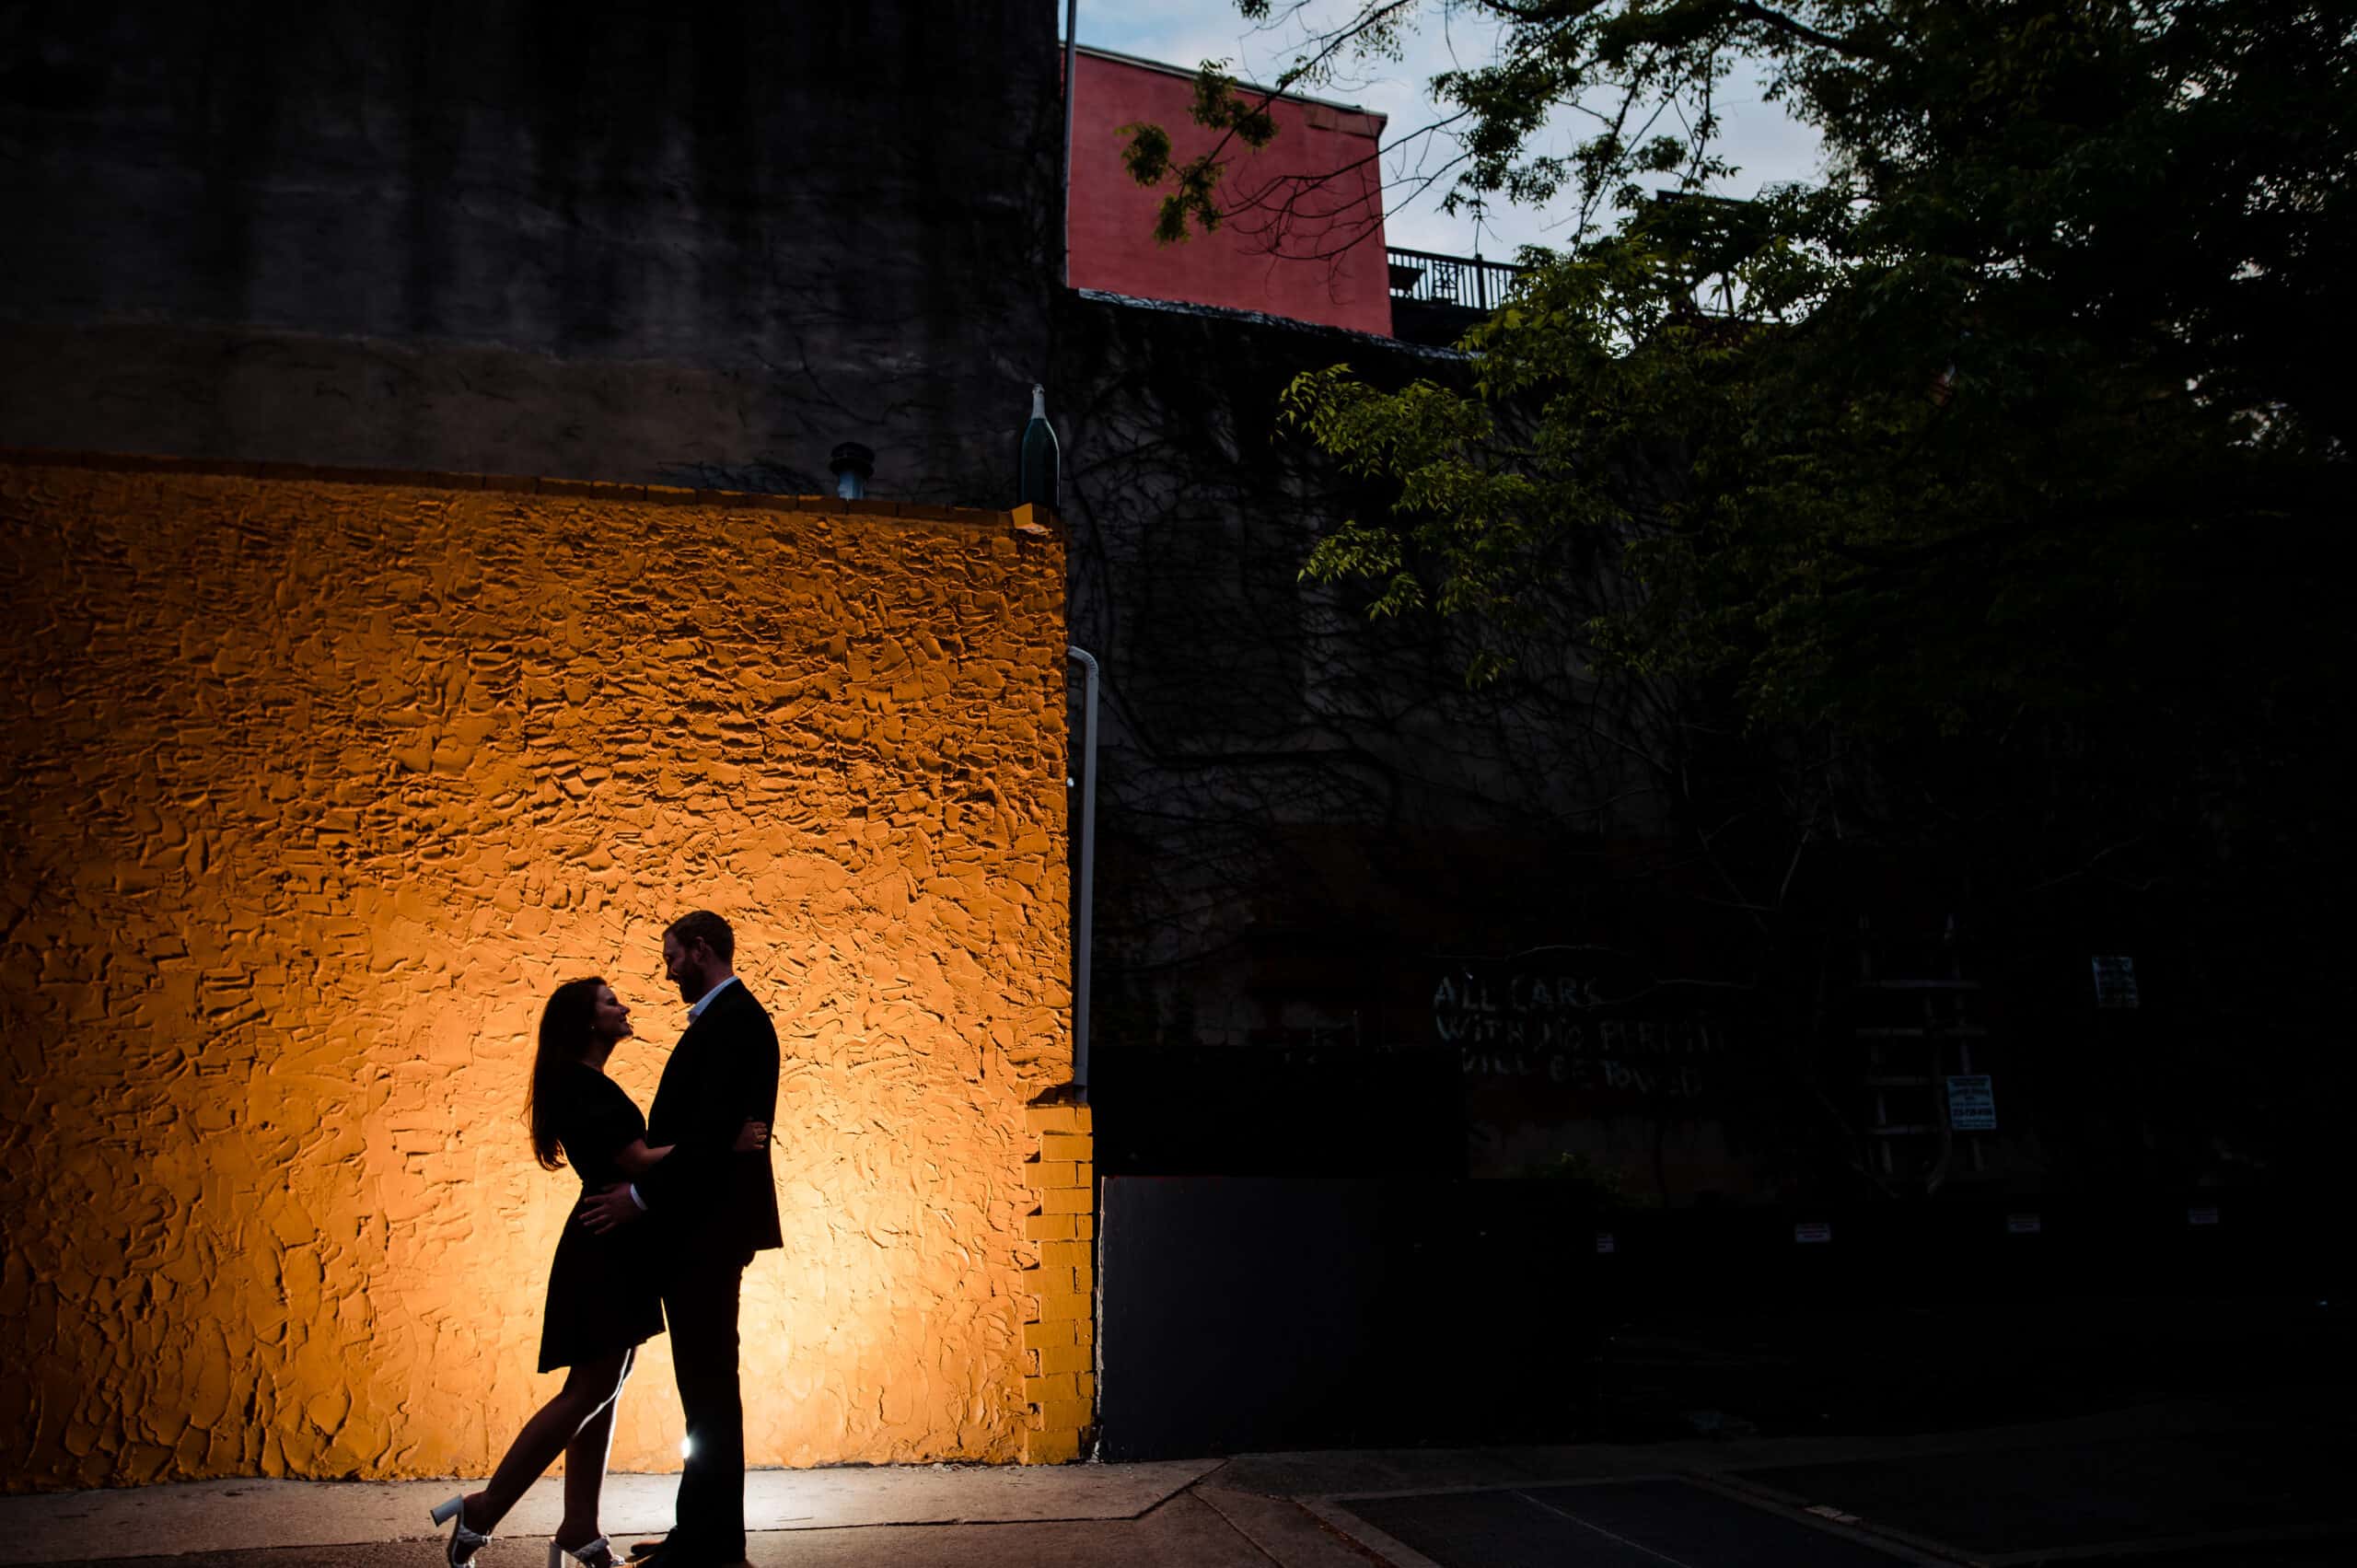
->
[[1067, 45, 1393, 337]]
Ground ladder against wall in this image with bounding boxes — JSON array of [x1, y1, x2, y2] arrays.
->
[[1855, 915, 1998, 1191]]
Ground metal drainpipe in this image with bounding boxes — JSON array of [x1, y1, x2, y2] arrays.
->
[[1062, 0, 1079, 287], [1066, 645, 1098, 1090]]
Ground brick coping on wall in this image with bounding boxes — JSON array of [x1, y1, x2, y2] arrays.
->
[[0, 447, 1062, 538]]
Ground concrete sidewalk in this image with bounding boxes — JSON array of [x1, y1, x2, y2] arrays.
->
[[7, 1401, 2347, 1568], [2, 1462, 1225, 1561]]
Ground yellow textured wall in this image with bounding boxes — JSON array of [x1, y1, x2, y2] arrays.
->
[[0, 454, 1070, 1490], [1017, 1099, 1097, 1464]]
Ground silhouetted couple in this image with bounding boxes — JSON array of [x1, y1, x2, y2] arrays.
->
[[433, 911, 782, 1568]]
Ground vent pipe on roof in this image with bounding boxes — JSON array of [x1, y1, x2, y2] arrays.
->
[[1062, 0, 1078, 285], [1019, 385, 1060, 512], [1066, 644, 1098, 1090]]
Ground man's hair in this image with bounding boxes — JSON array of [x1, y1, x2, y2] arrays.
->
[[666, 909, 735, 965]]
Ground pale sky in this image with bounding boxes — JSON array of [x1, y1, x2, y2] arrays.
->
[[1064, 0, 1825, 261]]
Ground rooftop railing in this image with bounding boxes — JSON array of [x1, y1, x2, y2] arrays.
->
[[1386, 247, 1527, 313]]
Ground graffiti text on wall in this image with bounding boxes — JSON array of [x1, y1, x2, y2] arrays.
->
[[1435, 970, 1728, 1098]]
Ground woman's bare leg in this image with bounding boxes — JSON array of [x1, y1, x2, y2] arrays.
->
[[556, 1348, 633, 1546], [466, 1351, 633, 1533]]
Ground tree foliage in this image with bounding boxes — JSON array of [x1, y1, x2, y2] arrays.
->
[[1120, 63, 1283, 244], [1272, 1, 2351, 743], [1132, 2, 2357, 1188]]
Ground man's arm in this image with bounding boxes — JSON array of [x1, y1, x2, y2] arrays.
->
[[632, 997, 777, 1211]]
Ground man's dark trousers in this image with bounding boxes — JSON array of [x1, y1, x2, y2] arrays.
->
[[663, 1257, 747, 1559], [636, 979, 782, 1568]]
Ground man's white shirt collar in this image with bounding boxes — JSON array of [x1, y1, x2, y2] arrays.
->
[[688, 974, 740, 1019]]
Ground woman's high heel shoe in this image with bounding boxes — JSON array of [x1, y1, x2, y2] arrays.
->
[[429, 1494, 492, 1568], [548, 1538, 619, 1568]]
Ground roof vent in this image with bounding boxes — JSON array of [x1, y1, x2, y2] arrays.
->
[[1018, 385, 1059, 512]]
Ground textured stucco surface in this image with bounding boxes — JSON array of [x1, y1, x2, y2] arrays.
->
[[0, 455, 1069, 1489]]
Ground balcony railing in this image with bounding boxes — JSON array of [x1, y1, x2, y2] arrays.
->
[[1386, 247, 1527, 313]]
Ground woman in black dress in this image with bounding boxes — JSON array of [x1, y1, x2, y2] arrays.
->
[[432, 977, 766, 1568]]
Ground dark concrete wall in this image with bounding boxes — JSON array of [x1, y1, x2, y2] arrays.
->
[[1051, 292, 1780, 1189], [1098, 1177, 2333, 1458], [0, 1, 1059, 503]]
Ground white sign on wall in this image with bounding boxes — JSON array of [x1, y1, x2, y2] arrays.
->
[[1946, 1074, 1997, 1132], [2093, 955, 2139, 1008]]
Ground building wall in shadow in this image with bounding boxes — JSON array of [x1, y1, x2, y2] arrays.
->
[[0, 3, 1059, 502]]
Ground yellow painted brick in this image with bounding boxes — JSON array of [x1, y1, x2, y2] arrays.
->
[[1038, 1342, 1092, 1376], [1024, 1372, 1077, 1404], [1074, 1318, 1095, 1346], [1041, 1397, 1094, 1432], [1023, 1427, 1080, 1464], [1039, 1239, 1090, 1271], [1022, 1160, 1076, 1190], [1024, 1319, 1075, 1351], [1025, 1213, 1076, 1241], [1035, 1290, 1088, 1322], [1069, 1162, 1094, 1188], [1041, 1186, 1093, 1214], [1023, 1105, 1082, 1134], [1072, 1104, 1092, 1132], [1071, 1264, 1094, 1294], [1074, 1215, 1095, 1241], [1039, 1132, 1092, 1163], [1075, 1372, 1096, 1401]]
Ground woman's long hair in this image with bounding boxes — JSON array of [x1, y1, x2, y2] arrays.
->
[[528, 977, 606, 1171]]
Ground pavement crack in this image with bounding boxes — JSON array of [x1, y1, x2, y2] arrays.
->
[[1513, 1489, 1699, 1568], [1285, 1500, 1403, 1567], [1187, 1489, 1289, 1568]]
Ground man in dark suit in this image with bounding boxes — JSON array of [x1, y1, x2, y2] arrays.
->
[[579, 910, 781, 1568]]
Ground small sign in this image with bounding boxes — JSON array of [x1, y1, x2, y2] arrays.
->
[[1595, 1231, 1617, 1255], [2006, 1213, 2042, 1235], [2093, 956, 2139, 1008], [1946, 1074, 1997, 1132], [1794, 1221, 1833, 1244], [2189, 1205, 2221, 1226]]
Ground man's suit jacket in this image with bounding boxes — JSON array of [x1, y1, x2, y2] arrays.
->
[[637, 979, 784, 1265]]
